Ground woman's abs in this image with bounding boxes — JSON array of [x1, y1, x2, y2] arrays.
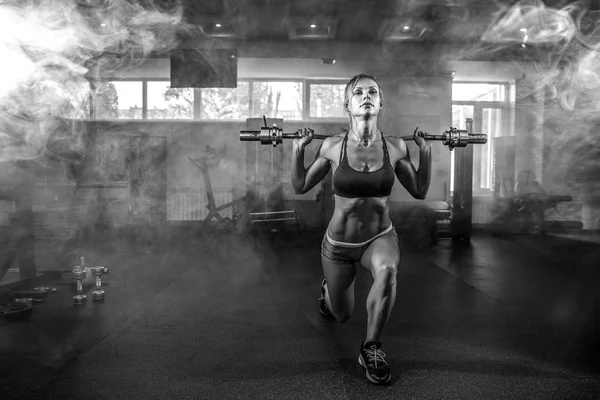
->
[[327, 196, 391, 243]]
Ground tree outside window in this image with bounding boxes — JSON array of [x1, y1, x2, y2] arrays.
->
[[151, 82, 193, 119], [252, 81, 303, 120], [200, 82, 249, 120], [95, 81, 143, 119], [310, 84, 345, 118]]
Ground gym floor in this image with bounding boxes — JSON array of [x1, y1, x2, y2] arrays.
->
[[1, 228, 599, 399]]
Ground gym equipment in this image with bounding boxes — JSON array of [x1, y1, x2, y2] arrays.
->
[[90, 266, 109, 301], [10, 288, 54, 300], [240, 119, 488, 150], [248, 210, 299, 232], [188, 146, 247, 229], [244, 117, 301, 233], [2, 302, 33, 320], [13, 298, 34, 306], [451, 118, 475, 244], [72, 256, 87, 305], [491, 194, 578, 235], [32, 287, 57, 294]]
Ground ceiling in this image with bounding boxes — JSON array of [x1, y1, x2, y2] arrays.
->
[[175, 0, 595, 46]]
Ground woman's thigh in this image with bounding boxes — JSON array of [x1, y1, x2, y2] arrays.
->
[[360, 232, 401, 276], [320, 236, 358, 313], [321, 254, 357, 314]]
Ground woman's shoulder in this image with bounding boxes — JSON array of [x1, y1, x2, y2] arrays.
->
[[317, 131, 344, 159], [381, 133, 408, 157], [321, 131, 345, 147]]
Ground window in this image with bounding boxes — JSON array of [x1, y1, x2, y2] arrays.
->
[[90, 79, 348, 121], [251, 81, 303, 120], [452, 83, 506, 102], [201, 82, 249, 120], [451, 82, 511, 193], [147, 82, 193, 120], [309, 83, 345, 118], [95, 81, 143, 119]]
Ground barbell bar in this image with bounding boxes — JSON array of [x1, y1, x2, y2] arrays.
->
[[240, 124, 487, 150]]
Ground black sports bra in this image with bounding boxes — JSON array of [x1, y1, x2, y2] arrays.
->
[[332, 133, 395, 198]]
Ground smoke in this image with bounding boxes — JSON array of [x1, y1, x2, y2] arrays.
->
[[453, 0, 600, 193], [475, 0, 600, 111], [0, 0, 189, 164]]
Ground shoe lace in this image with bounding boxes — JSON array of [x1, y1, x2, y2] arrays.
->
[[365, 345, 387, 368]]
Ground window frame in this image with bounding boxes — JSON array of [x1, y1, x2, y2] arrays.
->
[[89, 78, 349, 122], [199, 78, 305, 122]]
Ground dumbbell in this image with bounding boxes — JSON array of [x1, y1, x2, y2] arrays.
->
[[240, 124, 487, 150], [72, 256, 87, 305], [72, 267, 87, 305], [90, 266, 109, 301]]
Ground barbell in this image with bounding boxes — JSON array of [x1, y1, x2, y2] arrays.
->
[[240, 124, 487, 150]]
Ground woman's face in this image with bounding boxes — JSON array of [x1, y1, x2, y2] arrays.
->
[[347, 78, 381, 118]]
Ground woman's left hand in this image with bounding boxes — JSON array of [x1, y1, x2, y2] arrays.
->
[[413, 127, 429, 149]]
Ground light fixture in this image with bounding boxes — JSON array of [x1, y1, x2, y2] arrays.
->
[[285, 17, 338, 40], [379, 18, 428, 41], [100, 23, 106, 27], [195, 17, 247, 38], [321, 58, 336, 65], [520, 28, 528, 47]]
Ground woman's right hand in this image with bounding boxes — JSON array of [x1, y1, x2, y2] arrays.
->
[[293, 127, 314, 148]]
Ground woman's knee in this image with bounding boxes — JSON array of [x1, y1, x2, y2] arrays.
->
[[372, 263, 398, 285], [329, 306, 353, 323]]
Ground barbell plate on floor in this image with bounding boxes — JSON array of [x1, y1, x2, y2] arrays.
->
[[2, 303, 33, 320]]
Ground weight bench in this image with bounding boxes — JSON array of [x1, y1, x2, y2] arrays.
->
[[424, 201, 453, 244]]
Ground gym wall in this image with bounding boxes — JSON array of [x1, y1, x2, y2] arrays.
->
[[76, 56, 455, 230]]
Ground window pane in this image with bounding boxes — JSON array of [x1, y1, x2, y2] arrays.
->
[[481, 108, 504, 189], [201, 82, 249, 120], [95, 81, 143, 120], [252, 81, 302, 120], [310, 84, 345, 118], [147, 82, 193, 119], [452, 83, 506, 102]]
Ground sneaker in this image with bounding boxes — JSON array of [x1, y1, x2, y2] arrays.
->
[[318, 279, 334, 318], [358, 341, 392, 384]]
